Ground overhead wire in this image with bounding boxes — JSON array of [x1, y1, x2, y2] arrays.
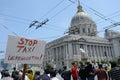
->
[[0, 0, 76, 39], [27, 0, 65, 30], [97, 10, 120, 24], [0, 13, 35, 37], [0, 13, 31, 22], [80, 2, 120, 34], [46, 23, 67, 30], [0, 17, 29, 24], [37, 34, 64, 40], [40, 0, 65, 20], [22, 0, 70, 36], [41, 0, 77, 38], [49, 3, 73, 20], [81, 2, 115, 24], [0, 24, 18, 36], [25, 0, 75, 38], [0, 0, 64, 37], [48, 0, 78, 37]]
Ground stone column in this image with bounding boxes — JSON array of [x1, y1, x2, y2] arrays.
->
[[99, 46, 102, 60], [93, 45, 96, 61], [91, 45, 94, 60], [103, 46, 106, 60], [101, 46, 104, 60], [65, 44, 68, 66], [96, 45, 99, 61], [89, 45, 92, 58], [108, 46, 111, 60], [108, 47, 110, 57], [105, 46, 109, 61]]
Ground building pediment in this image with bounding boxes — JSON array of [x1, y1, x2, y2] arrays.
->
[[78, 38, 86, 42]]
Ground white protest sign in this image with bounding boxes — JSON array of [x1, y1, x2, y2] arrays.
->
[[73, 54, 81, 61], [5, 35, 46, 64]]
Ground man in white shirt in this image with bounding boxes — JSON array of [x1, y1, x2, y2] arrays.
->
[[50, 69, 59, 80]]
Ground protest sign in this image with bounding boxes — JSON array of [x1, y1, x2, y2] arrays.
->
[[5, 35, 46, 64]]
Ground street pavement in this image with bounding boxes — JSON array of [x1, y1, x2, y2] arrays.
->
[[56, 73, 98, 80]]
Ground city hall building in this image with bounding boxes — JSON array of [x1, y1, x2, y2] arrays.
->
[[43, 2, 120, 69]]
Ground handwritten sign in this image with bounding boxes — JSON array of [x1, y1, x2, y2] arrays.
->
[[17, 38, 38, 53], [4, 35, 46, 64]]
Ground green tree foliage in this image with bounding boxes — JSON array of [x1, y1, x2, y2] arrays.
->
[[46, 62, 52, 69], [117, 56, 120, 67]]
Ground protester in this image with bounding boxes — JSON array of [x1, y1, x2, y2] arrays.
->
[[71, 62, 78, 80], [109, 61, 120, 80], [19, 71, 30, 80], [61, 66, 71, 80], [12, 70, 21, 80], [0, 71, 1, 79], [91, 64, 108, 80], [78, 64, 86, 80], [50, 69, 59, 80], [41, 69, 50, 80], [85, 62, 95, 80], [11, 67, 17, 79], [1, 70, 13, 80], [1, 70, 5, 79], [40, 67, 44, 75], [34, 71, 41, 80]]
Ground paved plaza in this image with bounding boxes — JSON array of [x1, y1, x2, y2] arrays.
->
[[56, 73, 98, 80]]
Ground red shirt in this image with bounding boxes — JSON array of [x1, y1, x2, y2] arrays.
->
[[71, 65, 78, 78]]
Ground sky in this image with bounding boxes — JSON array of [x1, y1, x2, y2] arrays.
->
[[0, 0, 120, 59]]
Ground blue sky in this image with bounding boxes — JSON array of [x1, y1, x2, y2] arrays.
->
[[0, 0, 120, 59]]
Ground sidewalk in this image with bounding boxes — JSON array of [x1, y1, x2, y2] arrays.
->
[[56, 73, 98, 80]]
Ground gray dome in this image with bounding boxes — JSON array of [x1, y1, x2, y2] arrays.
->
[[71, 12, 94, 26], [68, 1, 97, 36]]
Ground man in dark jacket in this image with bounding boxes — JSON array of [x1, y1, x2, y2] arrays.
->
[[78, 64, 86, 80], [61, 66, 71, 80]]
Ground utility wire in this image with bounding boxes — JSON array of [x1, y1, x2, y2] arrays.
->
[[27, 1, 74, 36], [0, 18, 29, 24], [49, 3, 73, 20], [81, 2, 115, 24], [40, 0, 65, 20], [68, 0, 76, 4], [38, 34, 64, 40], [97, 10, 120, 24], [88, 8, 115, 24], [0, 1, 74, 38], [0, 24, 18, 36], [0, 13, 31, 22], [80, 2, 120, 34]]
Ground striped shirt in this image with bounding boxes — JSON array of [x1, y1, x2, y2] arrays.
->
[[109, 67, 120, 80]]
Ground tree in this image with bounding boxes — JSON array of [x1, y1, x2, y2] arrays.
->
[[117, 56, 120, 67], [45, 62, 52, 69]]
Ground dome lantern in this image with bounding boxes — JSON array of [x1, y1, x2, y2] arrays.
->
[[77, 0, 83, 13]]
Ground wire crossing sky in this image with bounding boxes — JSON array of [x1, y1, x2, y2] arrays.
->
[[0, 0, 120, 59]]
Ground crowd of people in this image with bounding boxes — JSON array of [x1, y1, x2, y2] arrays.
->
[[0, 61, 120, 80], [68, 61, 120, 80], [0, 67, 58, 80]]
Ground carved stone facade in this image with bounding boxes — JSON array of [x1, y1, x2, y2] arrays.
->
[[43, 1, 119, 69], [105, 30, 120, 57]]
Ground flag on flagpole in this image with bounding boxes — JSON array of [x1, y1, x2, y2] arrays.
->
[[80, 48, 86, 53]]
